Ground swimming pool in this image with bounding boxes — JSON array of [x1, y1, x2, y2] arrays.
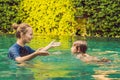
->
[[0, 34, 120, 80]]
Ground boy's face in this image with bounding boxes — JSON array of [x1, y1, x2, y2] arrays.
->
[[71, 44, 77, 53]]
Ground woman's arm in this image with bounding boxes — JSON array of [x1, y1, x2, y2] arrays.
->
[[15, 50, 49, 63], [40, 40, 61, 51], [15, 41, 60, 63]]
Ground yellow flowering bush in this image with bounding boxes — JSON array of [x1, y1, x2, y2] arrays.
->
[[19, 0, 77, 35]]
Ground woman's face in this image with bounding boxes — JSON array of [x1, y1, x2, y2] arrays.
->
[[22, 27, 33, 43]]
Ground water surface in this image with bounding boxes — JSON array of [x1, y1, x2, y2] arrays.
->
[[0, 34, 120, 80]]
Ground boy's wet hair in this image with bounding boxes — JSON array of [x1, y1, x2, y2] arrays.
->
[[73, 40, 87, 53]]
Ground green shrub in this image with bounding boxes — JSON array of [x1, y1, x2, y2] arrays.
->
[[73, 0, 120, 37], [0, 0, 21, 33], [1, 0, 119, 37]]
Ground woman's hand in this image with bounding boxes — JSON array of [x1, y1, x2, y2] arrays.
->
[[48, 40, 61, 48], [36, 48, 44, 52], [35, 49, 49, 56], [40, 40, 61, 51]]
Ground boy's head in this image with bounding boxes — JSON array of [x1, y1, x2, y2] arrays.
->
[[71, 40, 87, 54]]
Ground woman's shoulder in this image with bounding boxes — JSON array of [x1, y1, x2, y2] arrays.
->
[[24, 45, 31, 49], [24, 45, 34, 50], [9, 43, 20, 50], [24, 45, 35, 53]]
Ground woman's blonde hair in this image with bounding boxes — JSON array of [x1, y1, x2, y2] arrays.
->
[[12, 23, 31, 38]]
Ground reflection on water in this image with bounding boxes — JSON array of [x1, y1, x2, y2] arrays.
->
[[0, 35, 120, 80]]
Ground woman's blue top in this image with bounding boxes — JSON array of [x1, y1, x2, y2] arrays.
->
[[8, 43, 35, 60]]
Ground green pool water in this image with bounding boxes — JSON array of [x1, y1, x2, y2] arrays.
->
[[0, 34, 120, 80]]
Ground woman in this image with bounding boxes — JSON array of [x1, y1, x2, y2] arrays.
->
[[8, 23, 61, 63]]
